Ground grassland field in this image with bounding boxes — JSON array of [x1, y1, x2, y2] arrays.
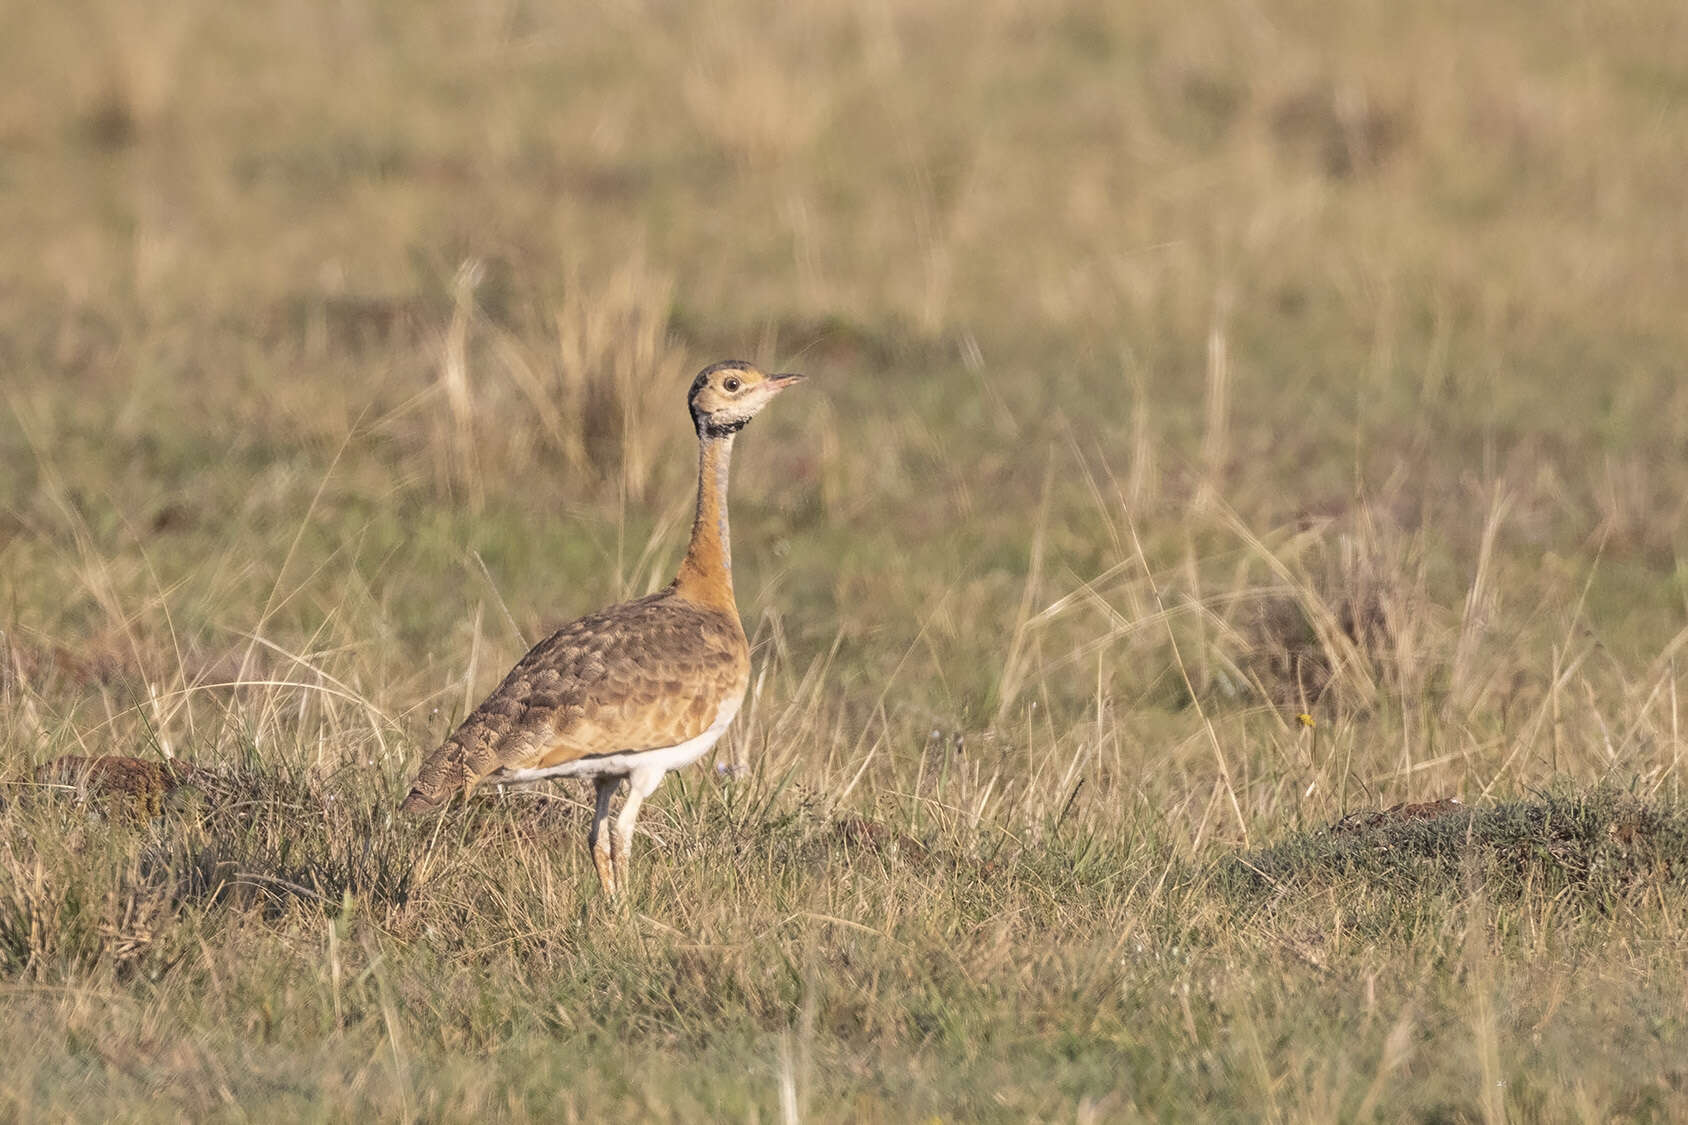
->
[[3, 0, 1688, 1120]]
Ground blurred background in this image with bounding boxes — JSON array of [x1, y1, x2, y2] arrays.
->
[[5, 0, 1688, 808], [5, 1, 1688, 1117]]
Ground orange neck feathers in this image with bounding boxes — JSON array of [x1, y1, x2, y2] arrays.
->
[[673, 431, 738, 610]]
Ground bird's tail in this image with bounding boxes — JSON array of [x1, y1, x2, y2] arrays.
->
[[398, 788, 445, 814], [399, 731, 486, 813]]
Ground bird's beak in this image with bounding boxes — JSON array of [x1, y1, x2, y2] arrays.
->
[[768, 373, 806, 392]]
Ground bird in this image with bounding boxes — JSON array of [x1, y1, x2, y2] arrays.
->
[[400, 361, 804, 898]]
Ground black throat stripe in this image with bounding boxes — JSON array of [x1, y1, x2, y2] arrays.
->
[[702, 417, 749, 438]]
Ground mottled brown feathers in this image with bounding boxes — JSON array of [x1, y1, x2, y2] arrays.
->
[[399, 360, 802, 895], [401, 590, 748, 809]]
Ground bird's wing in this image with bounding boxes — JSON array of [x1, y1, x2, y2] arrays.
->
[[401, 594, 746, 809]]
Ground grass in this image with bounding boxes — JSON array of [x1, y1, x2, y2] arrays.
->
[[3, 0, 1688, 1119]]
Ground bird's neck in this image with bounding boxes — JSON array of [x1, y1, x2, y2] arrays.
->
[[674, 431, 737, 609]]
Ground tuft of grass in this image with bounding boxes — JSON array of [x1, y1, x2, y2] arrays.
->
[[1219, 788, 1688, 924], [1, 762, 421, 978], [431, 260, 691, 510]]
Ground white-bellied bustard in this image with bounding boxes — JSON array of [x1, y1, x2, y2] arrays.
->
[[401, 361, 803, 897]]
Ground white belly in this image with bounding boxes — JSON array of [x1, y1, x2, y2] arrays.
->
[[493, 695, 742, 784]]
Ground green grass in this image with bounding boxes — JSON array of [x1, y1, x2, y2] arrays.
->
[[3, 0, 1688, 1119]]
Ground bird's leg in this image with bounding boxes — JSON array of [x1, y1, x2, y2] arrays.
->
[[611, 766, 667, 894], [589, 776, 620, 898]]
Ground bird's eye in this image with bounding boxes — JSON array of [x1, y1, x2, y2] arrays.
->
[[723, 376, 741, 392]]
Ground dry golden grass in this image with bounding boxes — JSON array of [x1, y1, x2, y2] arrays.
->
[[2, 0, 1688, 1119]]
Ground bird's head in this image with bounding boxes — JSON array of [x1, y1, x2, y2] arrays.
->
[[687, 361, 804, 438]]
